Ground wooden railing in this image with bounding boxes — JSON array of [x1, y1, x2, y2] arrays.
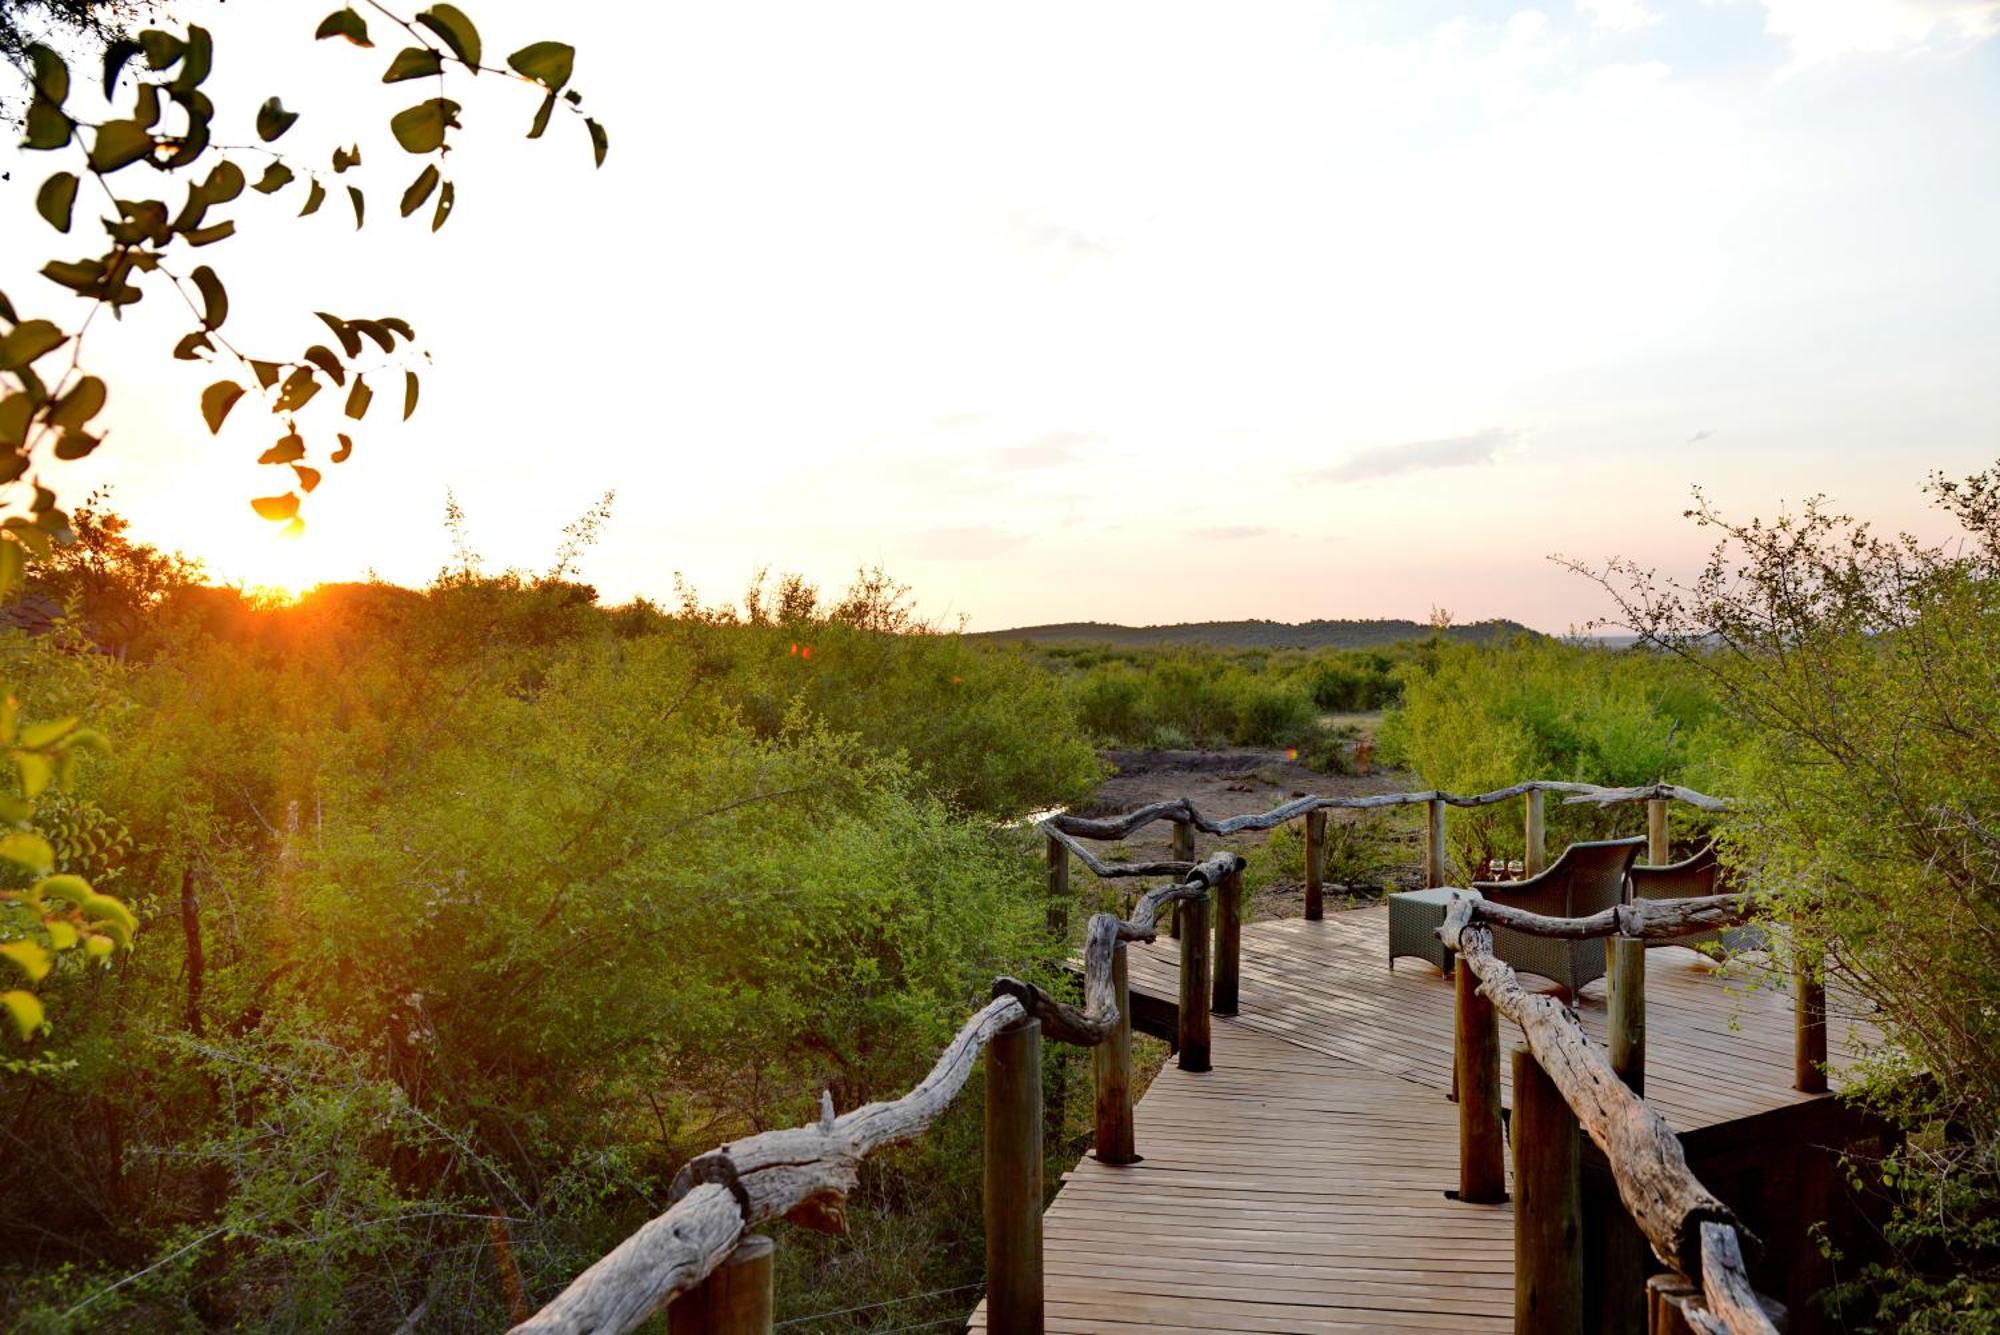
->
[[1439, 891, 1786, 1335], [512, 851, 1245, 1335]]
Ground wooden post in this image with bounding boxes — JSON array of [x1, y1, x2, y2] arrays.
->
[[1604, 934, 1650, 1334], [1177, 890, 1212, 1072], [1169, 818, 1194, 939], [1646, 1275, 1790, 1335], [1524, 788, 1547, 878], [1608, 936, 1646, 1099], [1304, 809, 1326, 921], [984, 1017, 1043, 1335], [1794, 947, 1828, 1094], [1211, 861, 1242, 1016], [1044, 833, 1069, 935], [1425, 797, 1447, 889], [1093, 942, 1137, 1164], [664, 1234, 775, 1335], [1514, 1049, 1584, 1335], [1454, 961, 1506, 1204], [1647, 797, 1669, 866]]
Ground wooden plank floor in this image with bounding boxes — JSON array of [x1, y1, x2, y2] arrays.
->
[[969, 902, 1880, 1330], [1126, 904, 1880, 1135], [969, 1022, 1512, 1333]]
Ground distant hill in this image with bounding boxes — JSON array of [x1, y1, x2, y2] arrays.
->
[[968, 618, 1541, 651]]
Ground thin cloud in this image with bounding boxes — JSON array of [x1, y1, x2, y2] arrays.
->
[[987, 430, 1097, 470], [1310, 428, 1519, 483], [1687, 429, 1715, 444], [1191, 525, 1273, 541], [1578, 0, 1662, 31]]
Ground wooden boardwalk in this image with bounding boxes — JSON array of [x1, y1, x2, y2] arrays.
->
[[972, 903, 1877, 1332]]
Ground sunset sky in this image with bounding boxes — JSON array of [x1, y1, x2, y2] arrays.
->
[[5, 0, 1998, 630]]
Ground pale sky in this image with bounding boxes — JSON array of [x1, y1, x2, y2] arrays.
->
[[5, 0, 1998, 630]]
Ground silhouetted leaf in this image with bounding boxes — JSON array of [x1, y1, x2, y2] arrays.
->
[[253, 162, 294, 194], [88, 119, 153, 172], [586, 117, 607, 167], [184, 220, 235, 246], [332, 144, 361, 173], [315, 9, 372, 47], [139, 29, 183, 69], [256, 96, 299, 142], [294, 464, 322, 492], [390, 98, 459, 154], [433, 179, 455, 231], [301, 177, 326, 215], [103, 39, 140, 98], [345, 376, 373, 420], [380, 317, 416, 342], [24, 99, 71, 150], [35, 173, 76, 232], [317, 313, 362, 358], [508, 41, 573, 90], [0, 321, 65, 370], [53, 429, 100, 459], [348, 185, 365, 228], [384, 46, 443, 82], [173, 331, 213, 360], [133, 83, 160, 128], [259, 432, 305, 464], [50, 376, 105, 429], [400, 163, 440, 216], [302, 345, 346, 384], [416, 5, 481, 69], [404, 370, 419, 419], [332, 432, 355, 462], [171, 25, 212, 93], [191, 265, 226, 329], [199, 158, 245, 204], [27, 44, 68, 104], [200, 380, 243, 433], [249, 360, 282, 388], [41, 259, 102, 293], [350, 319, 395, 352], [527, 91, 554, 139], [251, 492, 300, 521], [275, 367, 320, 413]]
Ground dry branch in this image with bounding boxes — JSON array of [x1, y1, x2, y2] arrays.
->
[[512, 996, 1029, 1335], [1043, 823, 1193, 879], [1467, 891, 1757, 943], [1437, 895, 1744, 1280]]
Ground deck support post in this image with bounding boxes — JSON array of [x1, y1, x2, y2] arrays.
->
[[1211, 861, 1242, 1016], [1608, 936, 1646, 1098], [1044, 833, 1069, 935], [1524, 788, 1547, 878], [1454, 959, 1506, 1204], [1177, 890, 1212, 1072], [1514, 1049, 1584, 1335], [1169, 819, 1194, 938], [1794, 944, 1828, 1094], [1647, 797, 1669, 865], [664, 1234, 775, 1335], [1093, 942, 1138, 1164], [1425, 797, 1447, 889], [1304, 809, 1326, 921], [984, 1017, 1043, 1335]]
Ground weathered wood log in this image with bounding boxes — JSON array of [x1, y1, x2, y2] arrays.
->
[[1178, 888, 1212, 1072], [1525, 787, 1547, 877], [1454, 961, 1506, 1204], [1212, 860, 1243, 1016], [1609, 936, 1646, 1098], [1648, 797, 1670, 865], [1514, 1048, 1584, 1335], [1645, 1229, 1786, 1334], [1040, 823, 1193, 880], [1426, 798, 1447, 888], [1304, 808, 1326, 921], [513, 996, 1029, 1334], [1699, 1222, 1782, 1335], [1438, 896, 1744, 1281], [1456, 891, 1756, 944], [1092, 942, 1136, 1164], [1045, 832, 1070, 934], [1794, 949, 1828, 1094], [1562, 782, 1731, 813], [663, 1235, 774, 1335], [992, 853, 1243, 1047], [984, 1017, 1042, 1335]]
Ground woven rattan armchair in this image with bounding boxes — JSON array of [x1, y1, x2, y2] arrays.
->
[[1628, 843, 1768, 956], [1471, 836, 1645, 1000]]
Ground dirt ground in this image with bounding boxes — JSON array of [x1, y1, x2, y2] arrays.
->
[[1071, 746, 1425, 922]]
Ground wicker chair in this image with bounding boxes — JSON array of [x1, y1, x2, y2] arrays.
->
[[1471, 836, 1645, 1000], [1628, 843, 1768, 956]]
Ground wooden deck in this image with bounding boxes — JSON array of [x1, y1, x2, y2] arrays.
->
[[971, 903, 1878, 1332]]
